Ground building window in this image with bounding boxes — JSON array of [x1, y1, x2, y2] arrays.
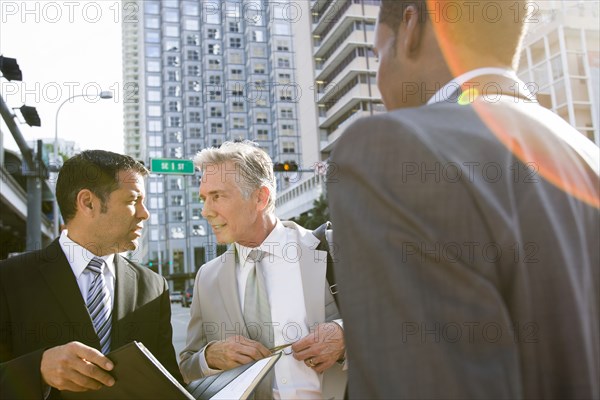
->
[[168, 101, 180, 112], [232, 117, 245, 129], [192, 208, 202, 220], [188, 81, 201, 92], [229, 52, 243, 64], [169, 147, 183, 158], [280, 108, 293, 118], [256, 112, 268, 124], [188, 96, 200, 107], [232, 101, 244, 112], [253, 62, 266, 74], [281, 124, 295, 135], [186, 34, 199, 46], [277, 57, 290, 68], [188, 50, 199, 61], [252, 30, 264, 42], [207, 28, 220, 39], [189, 111, 201, 123], [170, 227, 185, 239], [169, 116, 181, 127], [229, 22, 240, 32], [279, 88, 293, 101], [189, 143, 202, 154], [212, 138, 223, 147], [229, 37, 242, 48], [257, 129, 269, 140], [171, 195, 184, 206], [208, 90, 222, 101], [189, 127, 201, 138], [208, 75, 221, 85], [210, 107, 222, 117], [167, 56, 180, 67], [278, 73, 291, 84], [208, 59, 221, 70], [170, 178, 182, 190], [208, 44, 221, 55], [167, 85, 180, 97], [230, 68, 243, 79], [210, 123, 223, 134], [282, 141, 295, 153], [167, 70, 180, 82], [276, 39, 290, 51], [169, 131, 182, 143], [187, 65, 200, 76]]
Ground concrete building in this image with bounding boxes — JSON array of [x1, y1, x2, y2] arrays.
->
[[276, 0, 384, 219], [518, 0, 599, 145], [121, 0, 303, 290]]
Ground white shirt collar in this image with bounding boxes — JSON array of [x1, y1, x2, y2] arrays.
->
[[427, 67, 534, 105], [58, 230, 116, 279], [235, 219, 287, 266]]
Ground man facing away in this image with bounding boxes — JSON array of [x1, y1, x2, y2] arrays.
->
[[0, 150, 181, 399], [328, 1, 599, 399], [179, 141, 347, 399]]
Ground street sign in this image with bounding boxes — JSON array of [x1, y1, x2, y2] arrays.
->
[[150, 158, 195, 175]]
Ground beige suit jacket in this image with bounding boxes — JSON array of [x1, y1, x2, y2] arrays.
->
[[179, 221, 346, 398]]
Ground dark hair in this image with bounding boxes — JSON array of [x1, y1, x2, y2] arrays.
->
[[379, 0, 529, 68], [56, 150, 148, 223]]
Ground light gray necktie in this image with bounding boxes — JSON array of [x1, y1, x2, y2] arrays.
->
[[86, 257, 112, 354], [243, 249, 274, 400], [243, 249, 274, 348]]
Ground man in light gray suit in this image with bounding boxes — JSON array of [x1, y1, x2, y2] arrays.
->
[[328, 0, 599, 399], [180, 141, 346, 399]]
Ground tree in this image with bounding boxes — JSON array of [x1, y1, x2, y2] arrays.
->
[[290, 194, 330, 229]]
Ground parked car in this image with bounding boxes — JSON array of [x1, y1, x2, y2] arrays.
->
[[182, 286, 194, 308], [169, 290, 182, 303]]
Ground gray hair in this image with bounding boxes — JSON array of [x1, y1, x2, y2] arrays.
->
[[193, 140, 277, 214]]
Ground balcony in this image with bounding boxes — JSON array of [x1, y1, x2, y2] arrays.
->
[[319, 82, 380, 128]]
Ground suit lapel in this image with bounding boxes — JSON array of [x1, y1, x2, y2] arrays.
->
[[217, 247, 245, 326], [38, 239, 99, 348], [114, 256, 137, 323]]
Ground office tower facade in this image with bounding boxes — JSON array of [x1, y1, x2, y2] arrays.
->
[[518, 0, 599, 144], [276, 0, 384, 219], [122, 0, 302, 290]]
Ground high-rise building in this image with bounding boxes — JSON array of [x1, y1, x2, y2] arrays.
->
[[121, 0, 302, 291], [276, 0, 384, 219], [518, 0, 599, 144]]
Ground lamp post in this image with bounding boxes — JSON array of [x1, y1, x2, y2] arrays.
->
[[53, 91, 113, 238]]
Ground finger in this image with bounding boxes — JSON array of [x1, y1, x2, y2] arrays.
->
[[74, 343, 113, 371], [239, 342, 268, 361], [66, 368, 107, 392], [291, 336, 312, 353], [79, 359, 115, 387]]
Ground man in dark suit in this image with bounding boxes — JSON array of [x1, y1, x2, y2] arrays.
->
[[0, 150, 181, 399], [328, 1, 599, 399]]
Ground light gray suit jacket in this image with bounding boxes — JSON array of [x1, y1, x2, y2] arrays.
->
[[329, 90, 599, 399], [179, 221, 347, 398]]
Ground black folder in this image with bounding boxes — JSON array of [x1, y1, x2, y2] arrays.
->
[[61, 341, 281, 400]]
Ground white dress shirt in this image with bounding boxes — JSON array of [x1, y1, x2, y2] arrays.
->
[[427, 67, 535, 105], [199, 220, 323, 399], [58, 230, 116, 307]]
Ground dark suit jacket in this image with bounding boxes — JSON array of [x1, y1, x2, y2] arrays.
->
[[329, 93, 599, 399], [0, 239, 182, 399]]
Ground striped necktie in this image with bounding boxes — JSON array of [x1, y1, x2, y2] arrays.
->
[[86, 257, 112, 354]]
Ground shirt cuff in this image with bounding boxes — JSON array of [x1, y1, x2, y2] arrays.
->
[[331, 319, 347, 368], [199, 341, 224, 376]]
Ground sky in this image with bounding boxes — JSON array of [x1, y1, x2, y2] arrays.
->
[[0, 1, 124, 154]]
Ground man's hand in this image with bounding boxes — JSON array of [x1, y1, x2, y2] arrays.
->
[[40, 341, 115, 392], [205, 335, 271, 371], [292, 322, 345, 373]]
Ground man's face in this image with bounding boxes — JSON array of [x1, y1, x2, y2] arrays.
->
[[199, 161, 261, 246], [92, 170, 149, 254], [374, 19, 405, 110]]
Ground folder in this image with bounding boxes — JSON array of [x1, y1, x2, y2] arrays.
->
[[61, 341, 281, 400]]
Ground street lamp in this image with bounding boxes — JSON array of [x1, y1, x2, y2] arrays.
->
[[53, 91, 113, 238]]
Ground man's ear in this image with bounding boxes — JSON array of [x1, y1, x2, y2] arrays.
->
[[255, 186, 270, 211], [76, 189, 96, 217], [402, 4, 424, 56]]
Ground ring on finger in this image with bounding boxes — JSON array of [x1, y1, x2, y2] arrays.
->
[[307, 358, 315, 367]]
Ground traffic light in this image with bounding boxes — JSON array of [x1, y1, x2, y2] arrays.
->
[[148, 261, 153, 267], [19, 105, 41, 127], [273, 161, 298, 172]]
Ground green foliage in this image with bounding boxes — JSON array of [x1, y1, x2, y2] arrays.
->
[[290, 194, 330, 229]]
